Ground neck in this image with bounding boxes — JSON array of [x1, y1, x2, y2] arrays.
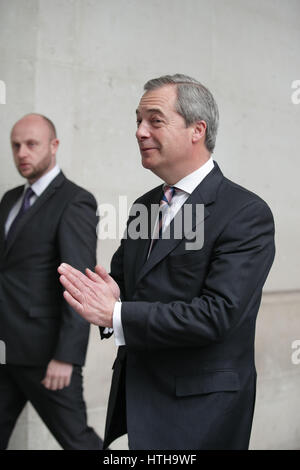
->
[[159, 154, 211, 185]]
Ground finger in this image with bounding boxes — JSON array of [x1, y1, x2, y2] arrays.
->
[[59, 269, 81, 289], [59, 264, 88, 285], [58, 263, 78, 274], [49, 376, 59, 391], [63, 290, 84, 315], [58, 263, 76, 276], [60, 265, 97, 293], [95, 265, 110, 282], [60, 274, 85, 302], [85, 268, 105, 284], [41, 377, 51, 389], [58, 264, 90, 288]]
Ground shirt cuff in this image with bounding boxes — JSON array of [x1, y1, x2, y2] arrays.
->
[[102, 327, 114, 335], [112, 301, 126, 346]]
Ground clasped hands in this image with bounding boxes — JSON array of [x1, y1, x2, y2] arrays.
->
[[58, 263, 120, 328]]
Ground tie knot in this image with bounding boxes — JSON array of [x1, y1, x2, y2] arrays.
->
[[161, 185, 175, 206], [22, 187, 35, 211], [24, 187, 34, 200]]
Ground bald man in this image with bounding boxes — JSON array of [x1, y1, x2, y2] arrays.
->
[[0, 114, 102, 449]]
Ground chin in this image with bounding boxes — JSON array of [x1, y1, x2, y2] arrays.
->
[[141, 159, 151, 169], [18, 169, 30, 178], [142, 161, 151, 170], [20, 170, 37, 182], [141, 155, 157, 169]]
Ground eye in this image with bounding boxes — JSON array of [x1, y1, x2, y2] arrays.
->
[[136, 119, 142, 127], [151, 118, 163, 126]]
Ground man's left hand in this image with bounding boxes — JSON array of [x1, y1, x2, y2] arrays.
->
[[41, 359, 73, 390], [58, 263, 116, 328]]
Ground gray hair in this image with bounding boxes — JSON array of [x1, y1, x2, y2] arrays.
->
[[144, 74, 219, 153]]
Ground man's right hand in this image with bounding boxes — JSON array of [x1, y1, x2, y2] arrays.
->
[[59, 263, 119, 328], [86, 265, 120, 300]]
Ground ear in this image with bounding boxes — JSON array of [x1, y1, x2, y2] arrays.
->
[[191, 120, 207, 144], [50, 138, 59, 156]]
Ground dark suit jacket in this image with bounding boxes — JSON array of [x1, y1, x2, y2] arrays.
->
[[0, 171, 98, 366], [103, 162, 275, 450]]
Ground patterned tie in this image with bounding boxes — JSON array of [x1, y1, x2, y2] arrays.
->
[[158, 185, 176, 238], [148, 185, 176, 256], [6, 187, 35, 242]]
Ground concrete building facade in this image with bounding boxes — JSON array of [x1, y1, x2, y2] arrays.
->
[[0, 0, 299, 450]]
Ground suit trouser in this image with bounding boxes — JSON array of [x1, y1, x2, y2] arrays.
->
[[0, 364, 103, 450]]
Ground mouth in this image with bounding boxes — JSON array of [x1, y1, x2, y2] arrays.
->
[[19, 163, 31, 169], [140, 147, 158, 152]]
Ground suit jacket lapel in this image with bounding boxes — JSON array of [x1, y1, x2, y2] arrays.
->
[[4, 172, 66, 255], [134, 162, 224, 287], [133, 186, 162, 283], [0, 186, 24, 257]]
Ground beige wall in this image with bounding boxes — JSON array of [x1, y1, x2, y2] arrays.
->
[[1, 0, 300, 450]]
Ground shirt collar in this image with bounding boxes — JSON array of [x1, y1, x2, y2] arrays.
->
[[167, 157, 214, 195]]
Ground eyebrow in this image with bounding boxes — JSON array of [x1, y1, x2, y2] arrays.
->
[[11, 138, 39, 144], [136, 108, 165, 116]]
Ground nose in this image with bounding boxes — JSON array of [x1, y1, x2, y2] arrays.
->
[[17, 143, 29, 158], [136, 120, 151, 141]]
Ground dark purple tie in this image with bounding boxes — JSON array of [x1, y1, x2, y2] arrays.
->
[[6, 187, 35, 242]]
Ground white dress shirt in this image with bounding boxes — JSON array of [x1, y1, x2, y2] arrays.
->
[[5, 165, 61, 236], [112, 157, 215, 346]]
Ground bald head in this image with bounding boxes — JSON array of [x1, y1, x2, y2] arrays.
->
[[11, 113, 59, 184], [11, 113, 57, 140]]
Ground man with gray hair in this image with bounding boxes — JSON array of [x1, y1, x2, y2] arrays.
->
[[59, 74, 275, 449]]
